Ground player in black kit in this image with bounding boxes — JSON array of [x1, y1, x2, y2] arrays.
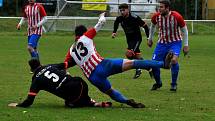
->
[[112, 3, 152, 79], [8, 59, 111, 108]]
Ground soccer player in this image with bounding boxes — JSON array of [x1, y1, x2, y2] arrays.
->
[[16, 0, 47, 66], [64, 12, 173, 108], [8, 59, 112, 108], [147, 0, 189, 91], [112, 3, 150, 79]]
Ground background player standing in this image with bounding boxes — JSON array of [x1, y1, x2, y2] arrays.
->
[[147, 0, 189, 91], [112, 3, 150, 79], [16, 0, 47, 71]]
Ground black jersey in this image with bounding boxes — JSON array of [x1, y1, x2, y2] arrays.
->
[[17, 63, 88, 107], [113, 13, 147, 34]]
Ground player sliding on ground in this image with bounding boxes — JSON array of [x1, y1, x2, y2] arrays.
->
[[64, 12, 173, 108], [8, 59, 112, 108]]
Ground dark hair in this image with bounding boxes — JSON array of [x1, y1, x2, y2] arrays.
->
[[119, 3, 129, 9], [28, 59, 41, 72], [75, 25, 87, 37], [159, 0, 171, 8]]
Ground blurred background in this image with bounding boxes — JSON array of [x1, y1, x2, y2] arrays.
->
[[0, 0, 214, 20]]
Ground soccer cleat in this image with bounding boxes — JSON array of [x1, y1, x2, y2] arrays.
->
[[133, 69, 142, 79], [151, 83, 162, 90], [164, 51, 174, 69], [170, 84, 177, 92], [126, 99, 145, 108]]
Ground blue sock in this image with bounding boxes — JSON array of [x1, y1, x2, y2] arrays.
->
[[109, 89, 128, 103], [31, 51, 39, 59], [171, 63, 179, 86], [152, 68, 162, 84], [133, 60, 164, 70]]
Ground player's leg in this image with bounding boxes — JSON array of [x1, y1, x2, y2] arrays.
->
[[89, 70, 128, 104], [88, 60, 144, 108], [65, 78, 112, 108], [132, 41, 143, 79], [169, 41, 182, 91], [125, 34, 142, 79], [150, 43, 168, 90], [27, 34, 40, 60]]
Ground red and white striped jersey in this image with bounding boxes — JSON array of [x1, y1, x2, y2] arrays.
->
[[68, 28, 104, 78], [151, 11, 186, 43], [23, 3, 47, 36]]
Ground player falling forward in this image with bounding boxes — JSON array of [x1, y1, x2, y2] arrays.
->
[[64, 12, 173, 108]]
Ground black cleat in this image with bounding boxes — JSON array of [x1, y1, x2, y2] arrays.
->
[[126, 99, 145, 108], [170, 84, 177, 92], [164, 51, 174, 69], [151, 83, 162, 90], [133, 69, 142, 79]]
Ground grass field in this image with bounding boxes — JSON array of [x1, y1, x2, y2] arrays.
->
[[0, 31, 215, 121]]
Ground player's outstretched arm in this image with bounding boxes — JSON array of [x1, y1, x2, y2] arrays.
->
[[8, 95, 36, 108], [94, 12, 106, 32]]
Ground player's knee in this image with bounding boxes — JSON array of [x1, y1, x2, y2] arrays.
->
[[171, 57, 178, 64], [27, 46, 34, 52], [125, 50, 135, 59]]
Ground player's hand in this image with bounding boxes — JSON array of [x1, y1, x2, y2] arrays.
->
[[8, 103, 18, 107], [16, 24, 21, 30], [183, 46, 189, 56], [112, 33, 116, 38], [147, 39, 153, 48], [98, 12, 106, 23]]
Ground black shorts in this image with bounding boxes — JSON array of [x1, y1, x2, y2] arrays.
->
[[64, 77, 93, 107], [125, 33, 142, 53]]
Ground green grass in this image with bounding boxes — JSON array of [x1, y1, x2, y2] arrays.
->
[[0, 31, 215, 121]]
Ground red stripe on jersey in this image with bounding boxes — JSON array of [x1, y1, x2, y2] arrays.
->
[[82, 65, 90, 77], [85, 61, 93, 74], [92, 54, 100, 64], [88, 57, 96, 70], [169, 16, 173, 41], [174, 18, 179, 41], [28, 92, 37, 96], [160, 16, 164, 43], [165, 17, 168, 42]]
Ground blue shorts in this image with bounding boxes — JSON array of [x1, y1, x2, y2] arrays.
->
[[28, 34, 41, 48], [152, 41, 182, 61], [88, 58, 123, 93]]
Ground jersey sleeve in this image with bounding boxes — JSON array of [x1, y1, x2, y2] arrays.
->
[[113, 17, 120, 33], [175, 13, 186, 28], [151, 13, 159, 25], [137, 16, 146, 27], [84, 28, 96, 39], [22, 6, 27, 18], [17, 80, 39, 108], [64, 48, 77, 68], [38, 4, 47, 17]]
